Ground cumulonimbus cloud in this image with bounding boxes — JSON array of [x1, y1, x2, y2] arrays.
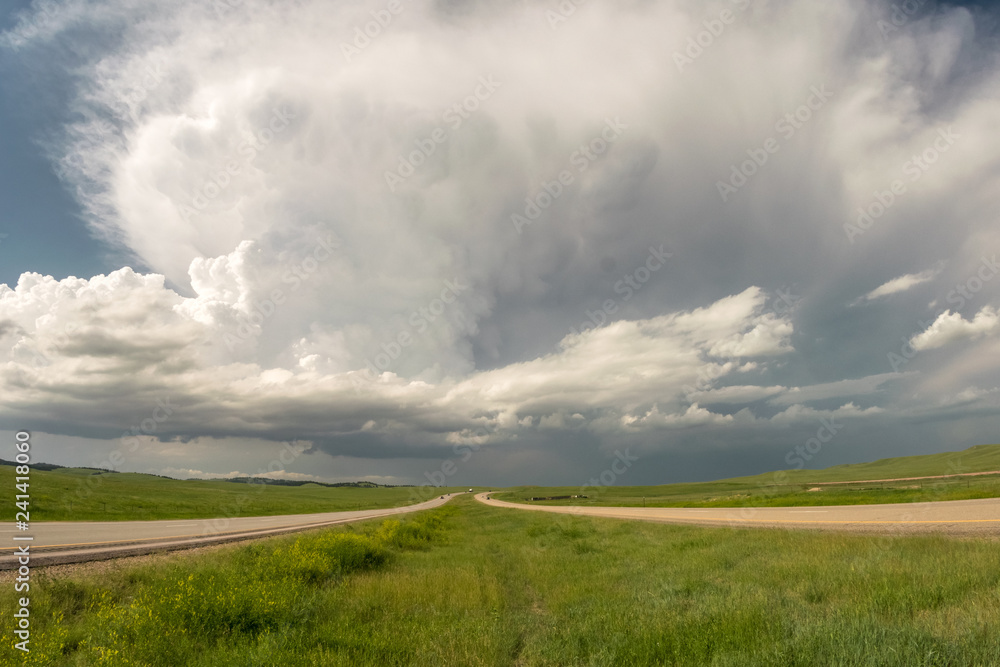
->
[[2, 0, 1000, 478]]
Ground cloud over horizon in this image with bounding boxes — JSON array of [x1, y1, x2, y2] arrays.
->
[[2, 0, 999, 485]]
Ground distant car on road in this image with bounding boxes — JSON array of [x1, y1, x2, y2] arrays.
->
[[468, 488, 473, 493]]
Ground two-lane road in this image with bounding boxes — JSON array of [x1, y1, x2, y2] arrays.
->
[[476, 494, 1000, 535], [8, 491, 995, 569], [0, 493, 460, 569]]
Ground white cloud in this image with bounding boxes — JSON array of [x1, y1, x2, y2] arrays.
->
[[940, 386, 999, 406], [769, 402, 884, 425], [157, 468, 244, 480], [621, 403, 734, 431], [858, 265, 943, 303], [0, 269, 792, 451], [910, 306, 1000, 351]]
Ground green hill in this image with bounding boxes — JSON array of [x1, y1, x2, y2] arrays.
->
[[0, 464, 457, 522], [497, 444, 1000, 509], [726, 443, 1000, 485]]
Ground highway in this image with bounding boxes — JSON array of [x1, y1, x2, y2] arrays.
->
[[0, 493, 459, 569], [476, 494, 1000, 536]]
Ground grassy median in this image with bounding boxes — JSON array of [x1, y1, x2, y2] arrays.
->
[[3, 495, 999, 665]]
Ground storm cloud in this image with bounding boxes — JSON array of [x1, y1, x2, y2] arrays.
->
[[1, 0, 999, 485]]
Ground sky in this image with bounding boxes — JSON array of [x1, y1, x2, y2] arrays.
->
[[1, 0, 999, 488]]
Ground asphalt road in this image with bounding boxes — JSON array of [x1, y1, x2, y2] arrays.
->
[[0, 493, 460, 569], [476, 494, 1000, 536]]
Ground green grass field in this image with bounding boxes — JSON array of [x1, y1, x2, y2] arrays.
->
[[493, 443, 1000, 509], [0, 464, 466, 521], [3, 495, 999, 665]]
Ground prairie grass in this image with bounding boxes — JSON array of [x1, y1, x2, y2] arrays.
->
[[2, 496, 999, 665]]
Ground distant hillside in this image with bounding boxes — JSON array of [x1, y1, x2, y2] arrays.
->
[[727, 443, 1000, 486], [0, 458, 404, 487], [221, 477, 407, 488], [0, 465, 442, 521], [0, 459, 117, 473]]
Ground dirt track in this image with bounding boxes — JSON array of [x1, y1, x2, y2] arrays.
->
[[807, 470, 1000, 485], [476, 494, 1000, 536]]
